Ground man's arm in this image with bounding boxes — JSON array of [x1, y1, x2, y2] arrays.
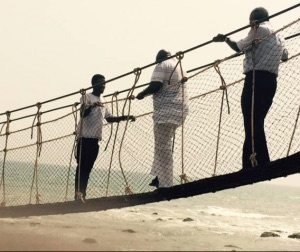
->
[[106, 115, 135, 123], [80, 105, 92, 118], [213, 34, 240, 53], [136, 81, 163, 100]]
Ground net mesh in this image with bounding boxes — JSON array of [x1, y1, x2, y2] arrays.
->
[[0, 19, 300, 206]]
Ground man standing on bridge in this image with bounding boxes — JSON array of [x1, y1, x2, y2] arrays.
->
[[213, 7, 288, 169]]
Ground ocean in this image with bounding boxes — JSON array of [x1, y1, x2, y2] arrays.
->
[[0, 182, 299, 251]]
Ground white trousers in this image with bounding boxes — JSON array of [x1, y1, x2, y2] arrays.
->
[[151, 123, 178, 188]]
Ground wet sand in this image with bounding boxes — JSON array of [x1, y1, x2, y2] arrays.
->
[[0, 200, 299, 251]]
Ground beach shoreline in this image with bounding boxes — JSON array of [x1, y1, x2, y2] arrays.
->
[[1, 194, 299, 251]]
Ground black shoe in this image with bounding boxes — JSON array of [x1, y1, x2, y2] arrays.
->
[[149, 176, 159, 188]]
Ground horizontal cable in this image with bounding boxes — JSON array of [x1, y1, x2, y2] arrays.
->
[[285, 32, 300, 40], [1, 27, 300, 126], [1, 31, 299, 125], [0, 3, 299, 118]]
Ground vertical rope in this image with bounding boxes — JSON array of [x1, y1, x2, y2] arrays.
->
[[168, 51, 184, 85], [72, 102, 79, 134], [65, 103, 79, 201], [118, 68, 141, 195], [30, 103, 43, 204], [287, 105, 300, 156], [214, 62, 231, 114], [175, 52, 189, 184], [75, 89, 86, 202], [106, 92, 120, 196], [0, 111, 10, 207], [212, 62, 230, 176], [104, 92, 119, 151], [250, 21, 259, 167]]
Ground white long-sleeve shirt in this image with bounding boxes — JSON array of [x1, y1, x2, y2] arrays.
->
[[237, 21, 288, 76]]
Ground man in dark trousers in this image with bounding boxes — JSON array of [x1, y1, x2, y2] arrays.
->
[[75, 74, 135, 201], [213, 7, 288, 169]]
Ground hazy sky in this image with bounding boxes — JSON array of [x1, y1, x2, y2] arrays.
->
[[0, 0, 299, 186]]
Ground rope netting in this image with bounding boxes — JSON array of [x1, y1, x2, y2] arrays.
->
[[0, 17, 300, 207]]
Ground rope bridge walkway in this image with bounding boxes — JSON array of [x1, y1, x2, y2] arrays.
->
[[0, 6, 300, 217]]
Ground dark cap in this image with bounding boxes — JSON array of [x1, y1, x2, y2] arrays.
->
[[156, 49, 171, 62], [250, 7, 269, 22]]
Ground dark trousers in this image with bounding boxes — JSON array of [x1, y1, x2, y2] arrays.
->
[[241, 71, 277, 169], [75, 138, 99, 199]]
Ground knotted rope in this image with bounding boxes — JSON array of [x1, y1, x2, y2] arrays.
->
[[30, 103, 43, 204], [106, 92, 120, 196], [175, 52, 189, 184], [212, 61, 230, 176], [31, 103, 43, 155], [65, 103, 80, 201], [75, 89, 86, 202], [287, 105, 300, 156], [250, 21, 259, 167], [0, 111, 10, 207], [118, 67, 141, 195], [105, 92, 119, 151], [168, 51, 185, 85]]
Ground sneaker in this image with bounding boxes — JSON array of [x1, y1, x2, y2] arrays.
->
[[149, 176, 159, 188]]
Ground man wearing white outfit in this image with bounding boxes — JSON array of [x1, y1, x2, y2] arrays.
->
[[136, 50, 189, 188]]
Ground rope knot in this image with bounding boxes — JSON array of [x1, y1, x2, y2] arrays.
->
[[213, 60, 221, 67], [133, 67, 142, 76], [125, 186, 133, 195], [251, 38, 259, 47], [36, 193, 41, 204], [179, 173, 189, 183], [5, 111, 11, 126], [219, 85, 227, 90], [79, 89, 86, 96], [176, 51, 184, 60], [180, 76, 188, 84], [36, 102, 42, 109]]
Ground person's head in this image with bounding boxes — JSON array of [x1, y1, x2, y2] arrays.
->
[[156, 49, 171, 62], [91, 74, 105, 96], [249, 7, 269, 23]]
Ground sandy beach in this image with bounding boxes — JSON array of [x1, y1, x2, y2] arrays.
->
[[1, 191, 300, 251]]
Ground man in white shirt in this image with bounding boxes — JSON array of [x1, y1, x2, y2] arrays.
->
[[75, 74, 135, 200], [213, 7, 288, 169], [136, 50, 189, 188]]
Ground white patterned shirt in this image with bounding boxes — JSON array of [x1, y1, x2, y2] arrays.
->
[[151, 58, 189, 125], [77, 93, 112, 140], [236, 21, 288, 76]]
